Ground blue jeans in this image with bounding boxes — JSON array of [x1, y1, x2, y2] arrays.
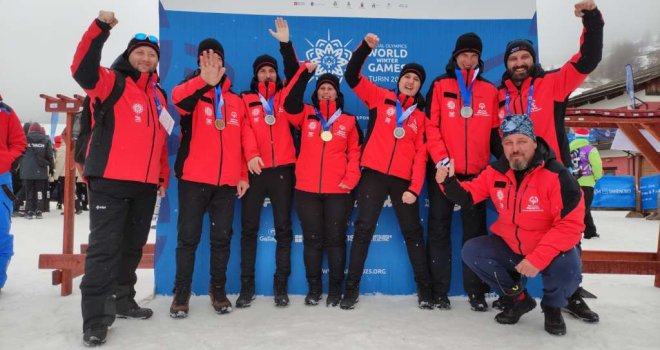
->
[[0, 172, 15, 289], [462, 235, 581, 308]]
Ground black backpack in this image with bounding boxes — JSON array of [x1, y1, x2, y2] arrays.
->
[[73, 73, 126, 164]]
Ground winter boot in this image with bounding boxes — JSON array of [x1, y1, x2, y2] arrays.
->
[[169, 286, 191, 319], [304, 279, 322, 306], [235, 278, 256, 308], [116, 297, 153, 320], [492, 295, 511, 311], [563, 288, 599, 323], [433, 293, 451, 310], [340, 281, 360, 310], [468, 293, 488, 312], [417, 282, 434, 310], [209, 284, 232, 314], [542, 305, 567, 335], [83, 324, 108, 347], [495, 289, 537, 325], [273, 277, 290, 307], [326, 282, 342, 307]]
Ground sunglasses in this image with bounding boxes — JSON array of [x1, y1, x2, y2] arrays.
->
[[134, 33, 159, 44]]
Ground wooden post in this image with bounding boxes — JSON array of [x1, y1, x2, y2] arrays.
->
[[38, 94, 83, 296], [61, 110, 76, 295]]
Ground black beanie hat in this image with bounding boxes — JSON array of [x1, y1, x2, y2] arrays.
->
[[126, 35, 160, 58], [452, 32, 482, 57], [252, 55, 279, 76], [311, 73, 344, 109], [504, 39, 536, 65], [316, 73, 340, 92], [399, 63, 426, 86], [197, 38, 224, 62]]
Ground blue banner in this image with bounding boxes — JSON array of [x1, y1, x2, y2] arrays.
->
[[625, 63, 635, 109], [592, 175, 636, 209], [156, 0, 538, 296], [49, 112, 59, 141], [640, 174, 659, 210]]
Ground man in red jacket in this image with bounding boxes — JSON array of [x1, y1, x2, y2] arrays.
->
[[71, 10, 170, 346], [238, 18, 300, 308], [169, 38, 259, 318], [0, 95, 27, 294], [425, 32, 501, 311], [437, 114, 584, 336], [498, 0, 603, 322]]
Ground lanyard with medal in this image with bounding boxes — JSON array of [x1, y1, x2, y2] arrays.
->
[[455, 67, 479, 118], [315, 107, 343, 142], [393, 99, 417, 139], [505, 83, 535, 117], [214, 85, 225, 130], [151, 78, 174, 135], [259, 94, 276, 126]]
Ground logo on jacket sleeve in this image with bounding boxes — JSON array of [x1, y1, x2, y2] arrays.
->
[[205, 107, 213, 117]]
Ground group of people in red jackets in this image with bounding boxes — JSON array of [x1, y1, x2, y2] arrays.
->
[[72, 0, 603, 345]]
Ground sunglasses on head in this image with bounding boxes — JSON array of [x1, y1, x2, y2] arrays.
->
[[134, 33, 158, 44]]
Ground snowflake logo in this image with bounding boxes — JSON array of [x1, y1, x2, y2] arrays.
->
[[305, 30, 353, 82]]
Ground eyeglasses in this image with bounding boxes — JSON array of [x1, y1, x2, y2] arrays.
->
[[134, 33, 159, 44]]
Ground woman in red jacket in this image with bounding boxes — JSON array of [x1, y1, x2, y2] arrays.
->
[[340, 33, 432, 310], [283, 63, 361, 307]]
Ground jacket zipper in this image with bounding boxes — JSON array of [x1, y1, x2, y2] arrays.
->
[[217, 103, 225, 186], [319, 135, 327, 193], [144, 82, 156, 182], [266, 85, 276, 167], [386, 139, 398, 175], [511, 176, 524, 254]]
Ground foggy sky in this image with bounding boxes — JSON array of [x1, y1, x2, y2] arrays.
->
[[1, 0, 658, 123]]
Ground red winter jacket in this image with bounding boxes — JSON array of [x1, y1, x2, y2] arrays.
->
[[345, 40, 426, 196], [241, 86, 297, 169], [498, 8, 603, 166], [426, 61, 500, 175], [172, 74, 258, 186], [443, 138, 585, 270], [240, 41, 301, 169], [283, 66, 361, 194], [0, 99, 27, 174], [71, 19, 170, 188]]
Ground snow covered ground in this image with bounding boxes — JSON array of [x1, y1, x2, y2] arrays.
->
[[0, 209, 658, 349]]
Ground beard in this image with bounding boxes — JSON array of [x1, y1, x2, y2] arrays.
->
[[509, 65, 533, 86], [509, 158, 529, 171]]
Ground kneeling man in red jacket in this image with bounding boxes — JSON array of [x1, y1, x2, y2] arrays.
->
[[437, 114, 584, 336]]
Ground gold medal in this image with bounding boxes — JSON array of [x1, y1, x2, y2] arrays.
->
[[321, 130, 333, 142], [214, 119, 225, 130]]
